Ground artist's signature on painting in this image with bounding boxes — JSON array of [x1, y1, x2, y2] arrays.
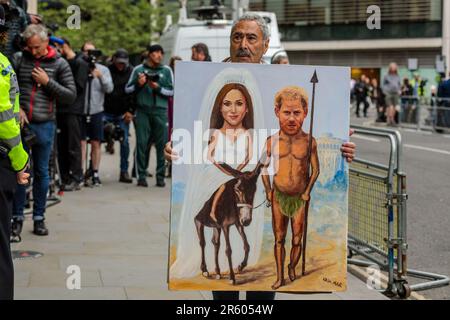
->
[[323, 277, 343, 288]]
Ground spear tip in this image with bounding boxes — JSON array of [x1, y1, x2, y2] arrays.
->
[[310, 70, 319, 84]]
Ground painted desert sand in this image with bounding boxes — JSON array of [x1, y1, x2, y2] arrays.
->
[[169, 231, 347, 292]]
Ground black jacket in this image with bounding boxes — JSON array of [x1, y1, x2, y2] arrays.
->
[[354, 80, 368, 100], [57, 53, 90, 115], [438, 79, 450, 108], [104, 63, 134, 116], [13, 46, 77, 123]]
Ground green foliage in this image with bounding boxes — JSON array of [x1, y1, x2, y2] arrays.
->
[[38, 0, 178, 56]]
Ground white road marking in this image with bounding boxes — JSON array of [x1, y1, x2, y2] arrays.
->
[[402, 128, 432, 135], [404, 144, 450, 156], [352, 135, 450, 156]]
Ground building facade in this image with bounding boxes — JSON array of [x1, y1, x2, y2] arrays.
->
[[249, 0, 448, 91], [186, 0, 449, 93]]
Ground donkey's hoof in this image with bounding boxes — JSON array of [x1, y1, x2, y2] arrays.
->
[[215, 274, 221, 280], [238, 264, 247, 273], [229, 279, 236, 285], [202, 272, 209, 278]]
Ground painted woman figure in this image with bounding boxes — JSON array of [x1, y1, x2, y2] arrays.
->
[[170, 69, 266, 279], [207, 83, 254, 223]]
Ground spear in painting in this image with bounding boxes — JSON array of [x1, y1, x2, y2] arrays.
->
[[302, 70, 318, 276]]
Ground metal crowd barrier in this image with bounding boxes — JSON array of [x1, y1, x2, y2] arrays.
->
[[397, 95, 450, 133], [348, 125, 449, 298]]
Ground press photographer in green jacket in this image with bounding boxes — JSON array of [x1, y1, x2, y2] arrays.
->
[[126, 44, 173, 187], [0, 4, 29, 300]]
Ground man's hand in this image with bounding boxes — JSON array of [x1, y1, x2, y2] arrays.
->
[[123, 112, 134, 124], [148, 81, 159, 89], [17, 169, 30, 185], [19, 108, 29, 128], [29, 14, 42, 24], [31, 67, 49, 86], [164, 142, 179, 161], [301, 193, 310, 202], [137, 73, 146, 87], [92, 68, 102, 79], [341, 129, 356, 163]]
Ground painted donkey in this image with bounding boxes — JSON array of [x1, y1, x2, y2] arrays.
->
[[194, 162, 263, 285]]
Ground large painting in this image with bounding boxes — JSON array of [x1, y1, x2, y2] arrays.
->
[[168, 62, 350, 292]]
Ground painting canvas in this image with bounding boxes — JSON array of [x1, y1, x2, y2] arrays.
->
[[168, 62, 350, 292]]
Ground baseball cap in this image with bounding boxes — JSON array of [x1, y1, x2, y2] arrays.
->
[[0, 5, 8, 32], [147, 44, 164, 54], [113, 48, 129, 64]]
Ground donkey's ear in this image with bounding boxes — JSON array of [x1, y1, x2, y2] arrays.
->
[[251, 162, 264, 177], [218, 163, 242, 178]]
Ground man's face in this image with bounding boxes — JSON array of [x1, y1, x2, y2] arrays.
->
[[230, 20, 269, 63], [26, 35, 49, 59], [54, 43, 63, 55], [275, 98, 307, 136], [114, 61, 126, 71], [149, 50, 163, 65], [191, 48, 205, 61], [55, 43, 70, 56]]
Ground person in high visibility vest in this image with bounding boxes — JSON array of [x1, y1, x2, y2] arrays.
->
[[0, 4, 29, 300]]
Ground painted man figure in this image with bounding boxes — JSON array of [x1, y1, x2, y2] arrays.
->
[[261, 86, 320, 290]]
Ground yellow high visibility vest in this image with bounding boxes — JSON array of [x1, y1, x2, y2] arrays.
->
[[0, 52, 28, 171]]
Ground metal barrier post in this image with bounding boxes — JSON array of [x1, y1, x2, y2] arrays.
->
[[416, 99, 421, 131]]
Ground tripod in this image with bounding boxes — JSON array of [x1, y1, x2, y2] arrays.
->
[[83, 73, 94, 187]]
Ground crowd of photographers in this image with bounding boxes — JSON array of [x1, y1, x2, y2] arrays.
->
[[0, 4, 178, 239]]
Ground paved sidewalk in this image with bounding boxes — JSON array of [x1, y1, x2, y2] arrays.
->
[[12, 140, 388, 300]]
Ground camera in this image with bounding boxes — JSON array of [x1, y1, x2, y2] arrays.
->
[[21, 124, 37, 148], [103, 122, 125, 143], [84, 49, 103, 70], [143, 70, 160, 83]]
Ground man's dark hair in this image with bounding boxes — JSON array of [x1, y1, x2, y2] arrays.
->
[[61, 37, 71, 47], [192, 43, 212, 62]]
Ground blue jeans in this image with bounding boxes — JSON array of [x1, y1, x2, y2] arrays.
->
[[104, 113, 130, 173], [13, 121, 56, 222]]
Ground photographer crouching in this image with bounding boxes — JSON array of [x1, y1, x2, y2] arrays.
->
[[79, 41, 113, 187], [11, 24, 76, 237], [103, 49, 134, 183], [126, 44, 173, 187]]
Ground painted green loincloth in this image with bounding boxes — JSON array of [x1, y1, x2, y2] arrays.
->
[[274, 188, 306, 218]]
